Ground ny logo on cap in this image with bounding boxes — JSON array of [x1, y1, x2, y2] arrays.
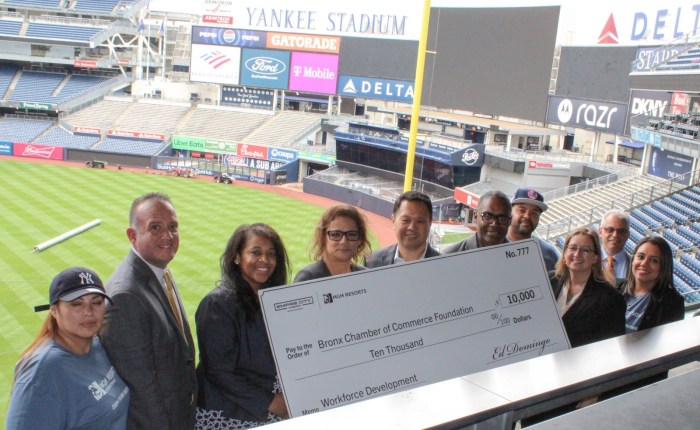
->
[[79, 272, 94, 285]]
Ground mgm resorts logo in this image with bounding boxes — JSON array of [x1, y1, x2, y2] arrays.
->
[[323, 288, 368, 304]]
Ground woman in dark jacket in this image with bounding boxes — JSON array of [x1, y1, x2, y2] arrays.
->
[[550, 227, 626, 348], [617, 235, 684, 331], [195, 223, 291, 429]]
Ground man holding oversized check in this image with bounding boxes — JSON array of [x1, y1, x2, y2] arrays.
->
[[260, 239, 571, 417]]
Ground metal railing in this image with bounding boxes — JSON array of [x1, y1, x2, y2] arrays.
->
[[539, 169, 700, 240]]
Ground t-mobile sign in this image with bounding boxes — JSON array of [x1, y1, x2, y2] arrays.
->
[[288, 52, 338, 95]]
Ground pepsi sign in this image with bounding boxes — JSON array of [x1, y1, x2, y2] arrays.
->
[[192, 26, 266, 48]]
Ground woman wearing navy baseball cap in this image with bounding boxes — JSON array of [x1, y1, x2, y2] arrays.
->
[[6, 267, 130, 430]]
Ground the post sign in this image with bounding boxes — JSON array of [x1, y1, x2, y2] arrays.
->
[[546, 96, 628, 135], [239, 49, 290, 89], [337, 75, 414, 103], [191, 26, 267, 48], [647, 147, 692, 185]]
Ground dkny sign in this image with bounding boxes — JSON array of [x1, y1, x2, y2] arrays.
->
[[546, 96, 628, 135]]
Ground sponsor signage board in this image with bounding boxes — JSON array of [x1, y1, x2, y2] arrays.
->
[[260, 240, 569, 417], [222, 86, 276, 107], [546, 96, 628, 135], [647, 147, 693, 185], [74, 60, 97, 69], [173, 135, 237, 154], [527, 160, 571, 170], [268, 147, 297, 163], [239, 49, 290, 89], [627, 90, 671, 134], [267, 32, 340, 54], [630, 128, 662, 147], [237, 143, 269, 160], [18, 102, 53, 111], [452, 144, 485, 167], [337, 75, 414, 103], [14, 142, 62, 160], [107, 129, 165, 140], [73, 126, 101, 135], [190, 44, 241, 85], [192, 26, 267, 48], [202, 15, 233, 25], [297, 151, 335, 163], [289, 52, 338, 95], [671, 92, 690, 114], [0, 140, 12, 155], [453, 187, 480, 209]]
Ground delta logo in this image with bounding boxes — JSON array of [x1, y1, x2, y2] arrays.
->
[[200, 50, 232, 69], [598, 13, 619, 44]]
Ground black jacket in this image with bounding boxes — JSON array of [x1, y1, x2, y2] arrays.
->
[[549, 272, 626, 348]]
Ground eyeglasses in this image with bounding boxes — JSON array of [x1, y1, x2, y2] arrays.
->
[[565, 245, 594, 256], [601, 227, 629, 235], [327, 230, 362, 241], [479, 212, 512, 225]]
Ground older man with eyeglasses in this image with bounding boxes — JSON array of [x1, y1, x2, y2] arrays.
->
[[599, 209, 631, 280], [442, 190, 511, 253]]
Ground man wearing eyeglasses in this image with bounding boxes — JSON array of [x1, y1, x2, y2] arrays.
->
[[365, 191, 440, 268], [442, 190, 511, 253], [599, 209, 631, 280], [507, 187, 560, 272]]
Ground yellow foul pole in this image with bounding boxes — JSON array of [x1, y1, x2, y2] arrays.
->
[[403, 0, 431, 192]]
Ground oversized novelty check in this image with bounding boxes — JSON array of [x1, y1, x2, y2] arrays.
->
[[260, 239, 570, 417]]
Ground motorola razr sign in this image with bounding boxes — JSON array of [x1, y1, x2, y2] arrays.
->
[[546, 96, 628, 135]]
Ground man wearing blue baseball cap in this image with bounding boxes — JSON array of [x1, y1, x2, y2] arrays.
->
[[507, 187, 560, 271]]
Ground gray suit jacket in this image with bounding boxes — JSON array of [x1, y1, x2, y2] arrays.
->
[[101, 250, 197, 430], [364, 243, 441, 268]]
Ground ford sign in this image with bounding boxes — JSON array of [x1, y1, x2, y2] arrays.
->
[[245, 57, 286, 75]]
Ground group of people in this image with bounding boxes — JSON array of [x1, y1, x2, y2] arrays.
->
[[6, 188, 686, 429]]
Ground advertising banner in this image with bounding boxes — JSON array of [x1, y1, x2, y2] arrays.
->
[[237, 143, 269, 160], [630, 128, 662, 147], [202, 15, 233, 25], [13, 143, 62, 160], [222, 86, 276, 108], [451, 144, 485, 167], [289, 52, 338, 95], [671, 92, 690, 114], [0, 140, 12, 155], [546, 96, 628, 135], [173, 135, 238, 154], [73, 126, 101, 135], [239, 49, 290, 89], [192, 26, 267, 48], [297, 151, 335, 163], [633, 45, 686, 71], [627, 90, 671, 134], [453, 187, 480, 209], [268, 147, 297, 163], [337, 75, 414, 103], [647, 147, 693, 185], [107, 130, 165, 141], [74, 60, 97, 69], [18, 102, 53, 111], [260, 240, 569, 417], [267, 32, 340, 54], [190, 44, 241, 85]]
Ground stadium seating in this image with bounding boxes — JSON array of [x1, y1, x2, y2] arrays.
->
[[662, 229, 694, 250], [652, 201, 689, 225], [34, 126, 100, 149], [639, 205, 675, 228], [4, 0, 61, 8], [178, 109, 269, 142], [0, 64, 18, 98], [0, 19, 23, 36], [9, 71, 64, 103], [25, 23, 102, 42], [677, 225, 700, 245], [680, 254, 700, 276], [63, 99, 133, 130], [662, 197, 698, 220], [54, 75, 111, 102], [631, 208, 663, 231], [672, 274, 700, 303], [73, 0, 119, 14], [0, 117, 54, 142]]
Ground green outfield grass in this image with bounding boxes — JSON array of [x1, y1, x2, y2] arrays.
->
[[0, 158, 378, 421]]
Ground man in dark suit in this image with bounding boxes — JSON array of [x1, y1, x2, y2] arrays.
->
[[101, 192, 197, 430], [365, 191, 440, 268], [442, 190, 511, 253]]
